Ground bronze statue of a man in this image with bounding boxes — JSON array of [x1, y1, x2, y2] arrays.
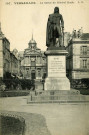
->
[[46, 7, 64, 47]]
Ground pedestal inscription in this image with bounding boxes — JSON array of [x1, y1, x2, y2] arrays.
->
[[44, 50, 70, 91], [48, 56, 66, 77]]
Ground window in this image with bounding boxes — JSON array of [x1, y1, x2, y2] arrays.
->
[[37, 57, 41, 64], [83, 59, 87, 68], [26, 68, 29, 70], [31, 57, 36, 66], [31, 61, 35, 66], [37, 68, 41, 77], [38, 70, 41, 77], [81, 46, 87, 55], [43, 58, 45, 64]]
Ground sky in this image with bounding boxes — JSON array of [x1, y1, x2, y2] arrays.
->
[[0, 0, 89, 51]]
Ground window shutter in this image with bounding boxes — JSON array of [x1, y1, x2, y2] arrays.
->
[[80, 59, 82, 69], [87, 59, 89, 69], [87, 46, 89, 55]]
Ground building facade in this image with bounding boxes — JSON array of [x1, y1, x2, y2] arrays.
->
[[10, 52, 19, 76], [66, 30, 89, 81], [0, 27, 11, 78], [20, 36, 46, 80], [0, 25, 20, 79]]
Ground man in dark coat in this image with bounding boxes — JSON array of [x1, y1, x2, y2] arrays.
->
[[46, 7, 64, 47]]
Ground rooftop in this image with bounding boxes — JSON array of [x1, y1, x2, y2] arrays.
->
[[81, 33, 89, 40]]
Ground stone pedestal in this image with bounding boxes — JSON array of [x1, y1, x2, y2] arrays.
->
[[34, 79, 44, 91], [27, 47, 89, 103], [44, 48, 70, 90]]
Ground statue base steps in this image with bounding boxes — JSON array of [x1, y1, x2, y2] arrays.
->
[[27, 90, 89, 103]]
